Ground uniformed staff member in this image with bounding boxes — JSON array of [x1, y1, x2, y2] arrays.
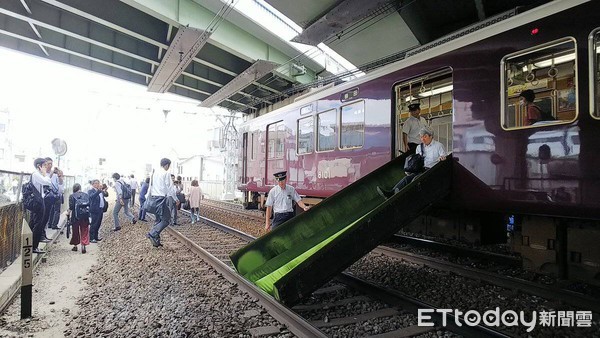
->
[[265, 171, 309, 231], [402, 102, 427, 154]]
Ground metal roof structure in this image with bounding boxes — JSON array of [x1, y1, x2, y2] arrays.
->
[[0, 0, 550, 114]]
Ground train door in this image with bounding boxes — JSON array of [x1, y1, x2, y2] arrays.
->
[[266, 121, 285, 185], [241, 132, 248, 184], [393, 68, 454, 155]]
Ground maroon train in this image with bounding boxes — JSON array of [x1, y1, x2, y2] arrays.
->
[[237, 0, 599, 282]]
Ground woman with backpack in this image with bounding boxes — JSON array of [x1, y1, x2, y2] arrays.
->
[[67, 183, 90, 254]]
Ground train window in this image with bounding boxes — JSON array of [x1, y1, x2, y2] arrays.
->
[[501, 38, 577, 130], [394, 68, 453, 153], [267, 121, 285, 159], [297, 117, 314, 155], [340, 101, 365, 149], [317, 109, 337, 152], [590, 28, 600, 119]]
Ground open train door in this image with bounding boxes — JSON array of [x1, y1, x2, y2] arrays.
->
[[266, 121, 285, 185]]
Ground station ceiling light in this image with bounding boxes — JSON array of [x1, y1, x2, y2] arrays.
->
[[199, 60, 280, 108], [148, 26, 210, 93]]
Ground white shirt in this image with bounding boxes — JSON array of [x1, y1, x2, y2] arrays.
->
[[265, 184, 301, 213], [31, 170, 52, 197], [149, 169, 173, 198], [402, 116, 427, 144], [417, 139, 446, 168], [129, 180, 139, 190]]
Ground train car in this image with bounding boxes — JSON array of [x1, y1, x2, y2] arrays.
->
[[237, 0, 600, 283]]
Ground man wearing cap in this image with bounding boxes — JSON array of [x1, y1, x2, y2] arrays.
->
[[265, 171, 310, 231], [402, 103, 427, 154]]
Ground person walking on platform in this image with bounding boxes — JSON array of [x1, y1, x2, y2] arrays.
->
[[68, 183, 90, 253], [44, 157, 64, 231], [402, 103, 428, 155], [187, 179, 202, 224], [377, 128, 446, 198], [138, 177, 150, 222], [112, 173, 136, 231], [88, 179, 107, 243], [265, 171, 310, 232], [146, 158, 173, 247], [129, 174, 139, 208], [168, 174, 180, 225], [30, 158, 52, 254]]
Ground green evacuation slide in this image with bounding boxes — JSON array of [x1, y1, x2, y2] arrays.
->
[[230, 154, 453, 303]]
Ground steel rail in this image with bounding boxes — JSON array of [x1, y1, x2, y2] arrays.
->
[[200, 202, 264, 223], [374, 246, 600, 313], [165, 226, 327, 338], [336, 273, 510, 337]]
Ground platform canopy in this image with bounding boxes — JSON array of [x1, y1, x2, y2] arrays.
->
[[0, 0, 549, 114]]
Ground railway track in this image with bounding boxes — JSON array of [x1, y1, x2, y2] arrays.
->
[[201, 200, 264, 223], [169, 213, 509, 337]]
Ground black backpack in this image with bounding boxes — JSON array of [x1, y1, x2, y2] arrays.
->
[[404, 144, 425, 174], [119, 181, 132, 199], [73, 192, 90, 221], [22, 177, 43, 213]]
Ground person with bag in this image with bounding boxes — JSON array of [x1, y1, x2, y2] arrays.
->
[[377, 128, 446, 198], [67, 183, 90, 254], [187, 180, 202, 224], [111, 173, 136, 231], [146, 158, 174, 247], [520, 89, 554, 125]]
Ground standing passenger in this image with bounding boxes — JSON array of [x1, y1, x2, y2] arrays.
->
[[112, 173, 136, 231], [146, 158, 173, 247], [44, 157, 64, 231], [88, 179, 107, 243], [129, 174, 139, 208], [138, 177, 150, 222], [264, 171, 310, 231], [68, 183, 90, 253], [187, 180, 202, 224], [30, 158, 52, 254]]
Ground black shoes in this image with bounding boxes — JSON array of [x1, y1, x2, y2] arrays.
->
[[33, 248, 46, 254], [82, 246, 86, 254], [50, 226, 60, 230], [40, 238, 51, 243], [132, 218, 137, 224], [377, 186, 395, 199], [139, 219, 148, 222], [146, 233, 160, 247], [90, 239, 97, 243], [96, 238, 103, 242], [114, 227, 122, 231], [72, 246, 78, 252]]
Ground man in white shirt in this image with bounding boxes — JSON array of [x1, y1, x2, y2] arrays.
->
[[146, 158, 174, 247], [377, 128, 446, 198], [129, 174, 139, 208], [402, 103, 428, 154], [265, 171, 310, 231], [30, 158, 52, 254]]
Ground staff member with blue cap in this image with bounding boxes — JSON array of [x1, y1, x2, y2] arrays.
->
[[265, 171, 310, 231]]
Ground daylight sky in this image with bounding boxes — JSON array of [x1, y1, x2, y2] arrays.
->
[[0, 47, 229, 175]]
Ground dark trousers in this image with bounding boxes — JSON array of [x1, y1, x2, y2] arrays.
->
[[392, 173, 417, 193], [90, 212, 103, 241], [32, 207, 50, 250], [271, 212, 294, 229], [131, 189, 136, 207], [46, 198, 61, 229], [139, 198, 146, 220]]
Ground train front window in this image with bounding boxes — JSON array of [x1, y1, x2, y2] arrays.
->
[[591, 28, 600, 119], [297, 117, 314, 155], [502, 38, 577, 130], [340, 101, 365, 149], [317, 109, 337, 152]]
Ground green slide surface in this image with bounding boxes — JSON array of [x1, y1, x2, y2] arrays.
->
[[231, 154, 453, 305]]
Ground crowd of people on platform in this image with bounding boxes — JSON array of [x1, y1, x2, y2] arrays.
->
[[24, 157, 203, 254]]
